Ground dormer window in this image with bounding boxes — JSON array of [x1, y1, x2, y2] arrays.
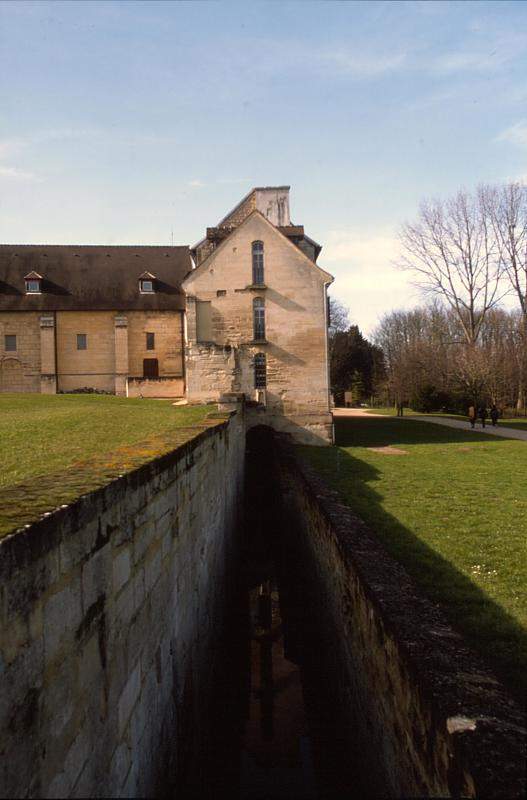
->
[[24, 272, 42, 294], [139, 271, 156, 293]]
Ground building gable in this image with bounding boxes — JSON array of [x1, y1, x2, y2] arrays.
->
[[183, 211, 332, 290]]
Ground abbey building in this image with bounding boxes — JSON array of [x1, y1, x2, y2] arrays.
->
[[0, 187, 333, 443]]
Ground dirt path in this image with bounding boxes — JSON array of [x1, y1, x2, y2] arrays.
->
[[332, 408, 527, 441]]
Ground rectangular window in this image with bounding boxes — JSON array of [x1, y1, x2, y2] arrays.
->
[[140, 280, 154, 293], [5, 334, 16, 352], [25, 280, 41, 294], [143, 358, 159, 378], [146, 332, 155, 350], [77, 333, 87, 350], [196, 300, 212, 342], [254, 354, 266, 388]]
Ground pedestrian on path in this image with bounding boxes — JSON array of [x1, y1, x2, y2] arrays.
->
[[468, 405, 476, 428], [479, 405, 487, 428], [490, 405, 499, 427]]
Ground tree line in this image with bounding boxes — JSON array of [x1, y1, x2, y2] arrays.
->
[[330, 182, 527, 413]]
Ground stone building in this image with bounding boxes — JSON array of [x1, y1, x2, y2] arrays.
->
[[0, 187, 333, 443], [0, 246, 190, 397], [183, 187, 334, 444]]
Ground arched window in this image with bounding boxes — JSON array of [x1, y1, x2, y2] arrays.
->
[[252, 241, 264, 285], [254, 353, 266, 388], [253, 297, 266, 341]]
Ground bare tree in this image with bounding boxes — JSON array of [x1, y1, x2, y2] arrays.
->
[[328, 296, 350, 360], [484, 182, 527, 410], [399, 190, 504, 347]]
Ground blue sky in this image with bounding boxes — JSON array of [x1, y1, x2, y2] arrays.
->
[[1, 0, 526, 333]]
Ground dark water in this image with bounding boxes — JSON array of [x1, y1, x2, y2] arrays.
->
[[204, 427, 361, 800]]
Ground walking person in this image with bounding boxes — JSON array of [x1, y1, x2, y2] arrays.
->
[[468, 404, 476, 429], [478, 405, 487, 428], [490, 404, 499, 427]]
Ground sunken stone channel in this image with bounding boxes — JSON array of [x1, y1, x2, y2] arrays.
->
[[0, 409, 525, 798]]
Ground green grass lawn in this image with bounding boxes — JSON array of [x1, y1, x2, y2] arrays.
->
[[0, 394, 211, 538], [300, 415, 527, 700]]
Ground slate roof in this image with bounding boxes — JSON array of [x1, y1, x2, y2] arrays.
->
[[0, 245, 190, 311]]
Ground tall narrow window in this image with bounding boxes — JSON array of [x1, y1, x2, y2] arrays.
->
[[77, 334, 87, 350], [5, 335, 16, 352], [252, 241, 264, 285], [254, 353, 266, 388], [146, 332, 155, 350], [253, 297, 266, 341]]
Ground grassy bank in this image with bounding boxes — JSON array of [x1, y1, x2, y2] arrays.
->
[[0, 394, 211, 537], [300, 414, 527, 699]]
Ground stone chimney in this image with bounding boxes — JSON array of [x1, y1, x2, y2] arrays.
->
[[254, 187, 291, 227]]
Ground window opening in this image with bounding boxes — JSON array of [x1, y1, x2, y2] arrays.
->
[[254, 353, 266, 388], [5, 335, 16, 352], [253, 297, 266, 341], [77, 333, 87, 350], [146, 332, 155, 350], [252, 241, 264, 285]]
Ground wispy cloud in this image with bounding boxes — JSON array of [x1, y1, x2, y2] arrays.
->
[[432, 31, 527, 75], [318, 49, 407, 77], [188, 179, 205, 188], [0, 165, 39, 181], [496, 120, 527, 148]]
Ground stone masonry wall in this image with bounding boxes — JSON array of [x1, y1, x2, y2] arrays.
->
[[279, 445, 526, 799], [0, 412, 245, 798], [0, 311, 41, 392]]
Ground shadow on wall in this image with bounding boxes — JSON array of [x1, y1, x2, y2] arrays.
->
[[265, 288, 306, 313], [299, 415, 527, 701]]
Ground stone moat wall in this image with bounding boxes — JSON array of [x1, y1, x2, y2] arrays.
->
[[0, 412, 245, 798], [1, 413, 525, 799], [278, 444, 526, 800]]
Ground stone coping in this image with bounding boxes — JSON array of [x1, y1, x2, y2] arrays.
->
[[284, 443, 526, 799]]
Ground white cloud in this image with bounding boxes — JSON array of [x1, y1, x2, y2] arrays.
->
[[496, 121, 527, 148], [0, 166, 38, 181], [319, 49, 407, 77], [322, 228, 418, 336], [188, 179, 205, 188]]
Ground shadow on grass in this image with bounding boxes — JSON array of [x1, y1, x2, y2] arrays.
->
[[302, 416, 526, 702]]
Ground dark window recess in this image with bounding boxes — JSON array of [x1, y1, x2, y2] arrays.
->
[[253, 297, 266, 341], [143, 358, 159, 378], [252, 241, 264, 285], [77, 333, 87, 350], [217, 290, 226, 297], [146, 332, 155, 350], [254, 353, 267, 388], [5, 335, 16, 352]]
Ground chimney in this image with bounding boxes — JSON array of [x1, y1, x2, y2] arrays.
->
[[254, 187, 291, 227]]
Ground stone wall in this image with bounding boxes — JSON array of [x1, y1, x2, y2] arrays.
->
[[126, 377, 185, 398], [0, 412, 245, 798], [0, 311, 41, 392], [278, 444, 526, 799], [56, 311, 116, 393]]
